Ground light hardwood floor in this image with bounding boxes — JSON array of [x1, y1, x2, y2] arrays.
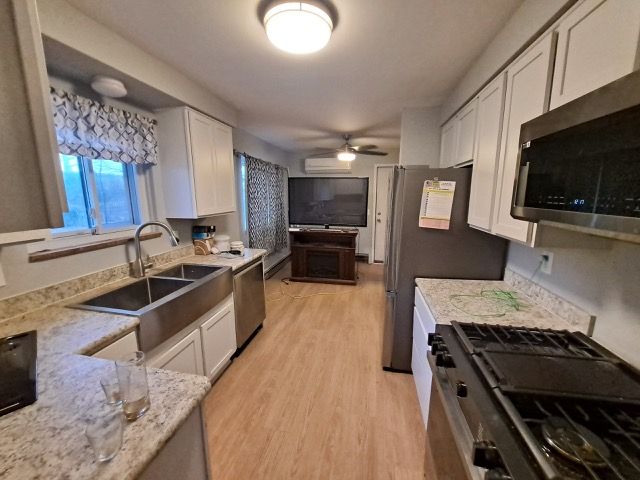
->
[[203, 262, 426, 479]]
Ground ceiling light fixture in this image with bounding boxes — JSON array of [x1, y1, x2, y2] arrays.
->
[[337, 150, 356, 162], [263, 1, 334, 54], [90, 76, 127, 98]]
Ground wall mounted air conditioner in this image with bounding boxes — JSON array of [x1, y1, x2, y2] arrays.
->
[[304, 158, 352, 174]]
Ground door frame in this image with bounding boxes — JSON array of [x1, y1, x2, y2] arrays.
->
[[370, 164, 395, 264]]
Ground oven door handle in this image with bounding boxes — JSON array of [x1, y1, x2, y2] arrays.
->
[[428, 355, 486, 480]]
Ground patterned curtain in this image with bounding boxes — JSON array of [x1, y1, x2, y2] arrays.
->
[[244, 154, 288, 253], [49, 87, 158, 165]]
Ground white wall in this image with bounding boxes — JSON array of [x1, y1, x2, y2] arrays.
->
[[440, 0, 575, 122], [37, 0, 237, 126], [399, 107, 441, 167], [507, 227, 640, 367], [287, 150, 400, 258]]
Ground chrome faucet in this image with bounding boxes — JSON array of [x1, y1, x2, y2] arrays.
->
[[132, 221, 180, 278]]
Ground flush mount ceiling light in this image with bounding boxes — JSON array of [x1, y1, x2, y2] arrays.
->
[[263, 1, 334, 54], [90, 76, 127, 98]]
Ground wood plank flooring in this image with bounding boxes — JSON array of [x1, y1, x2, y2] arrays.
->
[[203, 262, 426, 479]]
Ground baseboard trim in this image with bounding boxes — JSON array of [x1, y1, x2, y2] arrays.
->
[[264, 254, 290, 279]]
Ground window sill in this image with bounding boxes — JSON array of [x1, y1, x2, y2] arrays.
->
[[28, 232, 162, 263]]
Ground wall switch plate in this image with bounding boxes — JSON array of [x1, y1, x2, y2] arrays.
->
[[540, 251, 554, 275]]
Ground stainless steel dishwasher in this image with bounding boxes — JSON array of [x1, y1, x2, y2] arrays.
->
[[233, 257, 266, 348]]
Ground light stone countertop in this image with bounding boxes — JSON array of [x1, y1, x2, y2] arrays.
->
[[0, 294, 211, 479], [414, 277, 592, 334], [0, 247, 267, 479], [179, 248, 267, 271]]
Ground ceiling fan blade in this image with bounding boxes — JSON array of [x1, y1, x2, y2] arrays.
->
[[357, 150, 388, 156], [306, 150, 339, 158], [353, 145, 377, 151]]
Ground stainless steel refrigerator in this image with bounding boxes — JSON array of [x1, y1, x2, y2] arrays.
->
[[382, 166, 507, 372]]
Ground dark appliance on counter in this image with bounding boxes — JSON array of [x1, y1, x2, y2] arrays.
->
[[383, 166, 508, 372], [512, 69, 640, 236], [0, 330, 37, 417], [427, 321, 640, 480]]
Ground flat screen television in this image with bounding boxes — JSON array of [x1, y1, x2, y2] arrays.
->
[[288, 177, 369, 227]]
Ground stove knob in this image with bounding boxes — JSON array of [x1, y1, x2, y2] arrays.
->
[[435, 352, 455, 368], [427, 333, 442, 346], [431, 340, 446, 354], [473, 440, 502, 469], [484, 468, 512, 480], [455, 381, 468, 398]]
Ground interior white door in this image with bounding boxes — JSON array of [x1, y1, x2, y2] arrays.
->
[[492, 34, 555, 244], [373, 166, 393, 263]]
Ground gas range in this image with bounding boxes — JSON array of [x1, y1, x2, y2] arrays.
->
[[428, 322, 640, 480]]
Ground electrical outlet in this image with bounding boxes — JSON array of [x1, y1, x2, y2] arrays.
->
[[540, 251, 554, 275]]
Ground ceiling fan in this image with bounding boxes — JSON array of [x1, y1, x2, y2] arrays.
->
[[307, 134, 388, 161]]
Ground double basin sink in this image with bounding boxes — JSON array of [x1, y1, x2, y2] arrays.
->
[[73, 264, 233, 352]]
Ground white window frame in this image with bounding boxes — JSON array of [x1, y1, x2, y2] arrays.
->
[[52, 155, 141, 239]]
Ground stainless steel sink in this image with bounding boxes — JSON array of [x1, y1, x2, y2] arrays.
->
[[72, 265, 233, 352], [78, 277, 192, 313], [154, 263, 223, 280]]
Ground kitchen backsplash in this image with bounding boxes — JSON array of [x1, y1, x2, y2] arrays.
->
[[504, 268, 596, 335]]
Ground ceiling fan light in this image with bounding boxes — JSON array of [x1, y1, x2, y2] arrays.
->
[[264, 2, 333, 54], [337, 151, 356, 161]]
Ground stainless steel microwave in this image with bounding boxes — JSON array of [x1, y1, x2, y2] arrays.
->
[[511, 69, 640, 236]]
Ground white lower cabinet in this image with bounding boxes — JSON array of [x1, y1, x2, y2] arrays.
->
[[148, 329, 205, 376], [93, 331, 139, 361], [147, 294, 236, 380], [200, 297, 236, 380], [412, 288, 437, 428]]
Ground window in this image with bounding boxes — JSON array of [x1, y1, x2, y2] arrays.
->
[[55, 154, 139, 236]]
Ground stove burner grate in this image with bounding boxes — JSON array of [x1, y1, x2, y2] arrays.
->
[[541, 416, 610, 467]]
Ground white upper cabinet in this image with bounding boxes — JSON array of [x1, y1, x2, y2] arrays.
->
[[492, 34, 556, 244], [454, 98, 478, 166], [467, 73, 507, 231], [550, 0, 640, 109], [157, 107, 236, 218], [439, 117, 458, 168]]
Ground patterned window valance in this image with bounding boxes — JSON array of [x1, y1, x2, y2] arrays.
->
[[49, 87, 158, 165]]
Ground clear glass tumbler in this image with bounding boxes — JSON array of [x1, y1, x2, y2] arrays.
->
[[116, 351, 151, 421], [85, 405, 124, 462], [100, 367, 123, 406]]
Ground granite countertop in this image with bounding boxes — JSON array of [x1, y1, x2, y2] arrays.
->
[[0, 299, 210, 480], [178, 248, 267, 271], [0, 247, 268, 478], [414, 276, 593, 334]]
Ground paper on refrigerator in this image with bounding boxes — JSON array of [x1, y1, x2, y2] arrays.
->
[[418, 180, 456, 229]]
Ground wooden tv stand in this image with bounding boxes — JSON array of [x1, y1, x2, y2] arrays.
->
[[289, 229, 358, 285]]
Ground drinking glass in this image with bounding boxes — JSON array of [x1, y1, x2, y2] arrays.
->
[[100, 367, 122, 406], [115, 351, 151, 421], [85, 404, 124, 462]]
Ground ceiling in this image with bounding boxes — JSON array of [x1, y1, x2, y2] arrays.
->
[[64, 0, 523, 154]]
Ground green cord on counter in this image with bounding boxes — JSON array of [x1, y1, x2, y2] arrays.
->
[[449, 289, 527, 318]]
